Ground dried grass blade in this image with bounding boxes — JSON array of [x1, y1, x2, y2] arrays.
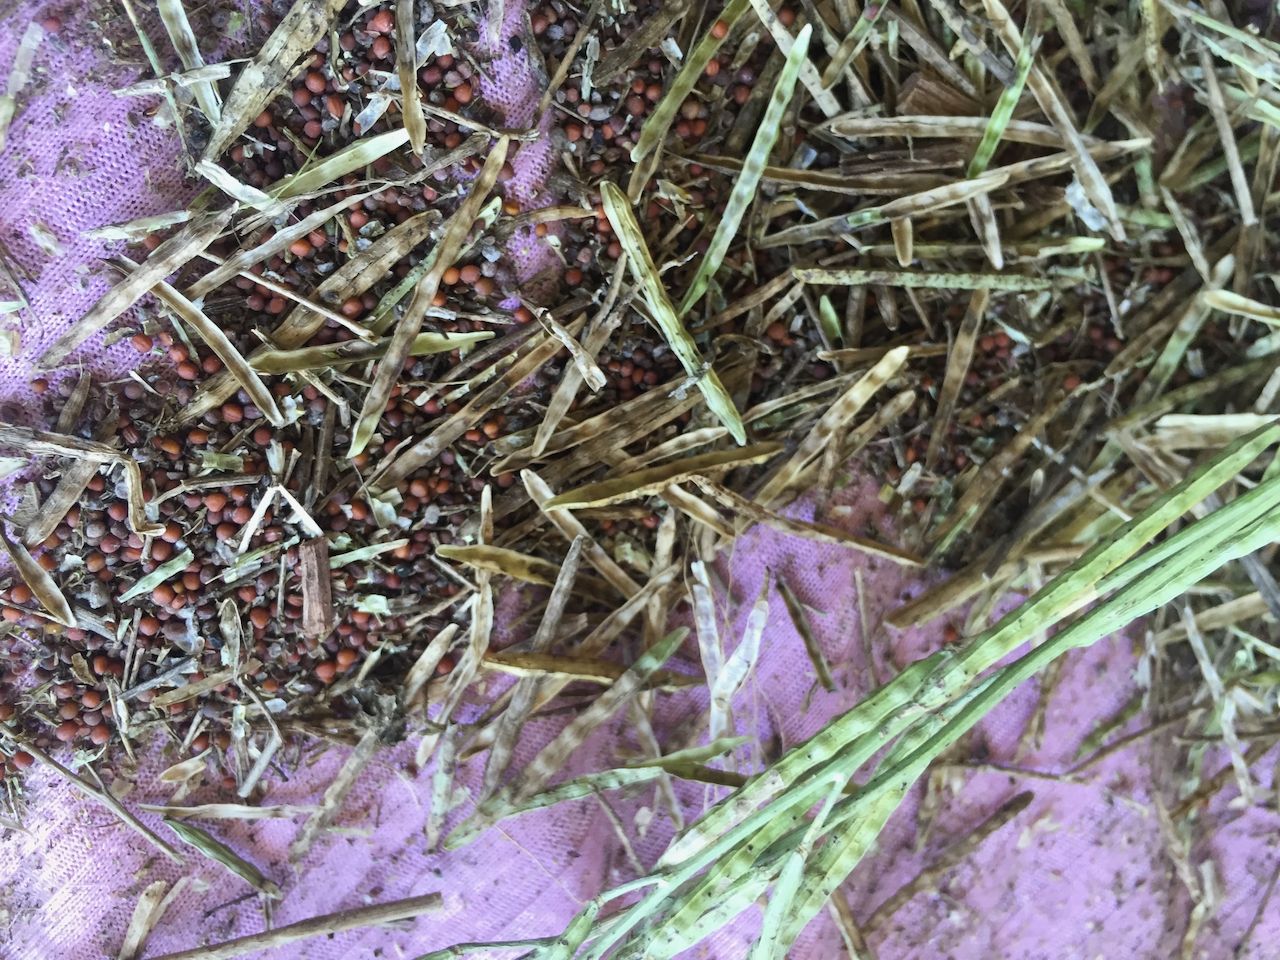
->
[[711, 578, 768, 741], [679, 26, 812, 315], [481, 537, 585, 799], [776, 576, 834, 692], [601, 181, 747, 443], [133, 266, 285, 426], [157, 0, 221, 122], [253, 330, 492, 373], [116, 880, 177, 960], [290, 722, 384, 861], [396, 0, 426, 155], [694, 479, 923, 567], [350, 138, 509, 458], [39, 206, 235, 367], [272, 129, 411, 200], [165, 819, 282, 899], [796, 267, 1052, 292], [926, 290, 988, 469], [979, 0, 1124, 239], [522, 469, 642, 598], [203, 0, 347, 161], [1201, 289, 1280, 326], [0, 522, 76, 626], [185, 188, 376, 300], [757, 347, 907, 504], [545, 443, 782, 509], [144, 894, 443, 960], [498, 627, 687, 807], [630, 0, 749, 167], [374, 325, 575, 491]]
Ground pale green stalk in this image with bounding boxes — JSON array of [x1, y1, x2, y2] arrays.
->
[[678, 26, 812, 315]]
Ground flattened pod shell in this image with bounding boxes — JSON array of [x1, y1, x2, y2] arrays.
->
[[679, 25, 812, 315], [600, 182, 747, 444]]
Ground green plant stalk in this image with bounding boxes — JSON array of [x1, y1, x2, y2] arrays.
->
[[560, 427, 1280, 957], [678, 25, 812, 316], [968, 31, 1040, 177]]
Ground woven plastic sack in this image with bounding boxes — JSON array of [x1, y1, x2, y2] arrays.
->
[[0, 4, 1277, 959]]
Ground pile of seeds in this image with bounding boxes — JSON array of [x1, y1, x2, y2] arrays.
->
[[1, 0, 1279, 952]]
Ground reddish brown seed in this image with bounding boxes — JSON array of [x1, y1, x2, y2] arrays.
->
[[459, 264, 481, 285], [341, 296, 364, 318], [336, 648, 358, 669], [11, 751, 32, 770], [55, 721, 78, 742], [325, 94, 345, 120], [315, 660, 338, 683], [0, 703, 14, 721], [221, 403, 244, 424], [89, 724, 110, 745], [58, 702, 79, 720], [191, 732, 211, 752], [249, 607, 271, 630], [454, 82, 473, 105], [289, 238, 312, 258], [292, 87, 313, 107], [442, 266, 460, 285], [204, 492, 228, 512], [215, 522, 238, 541], [152, 583, 176, 606], [304, 70, 327, 94], [367, 8, 394, 32], [434, 654, 456, 677], [711, 18, 729, 38], [777, 6, 796, 25], [253, 109, 273, 129], [371, 35, 392, 59], [9, 584, 32, 605], [176, 361, 199, 380]]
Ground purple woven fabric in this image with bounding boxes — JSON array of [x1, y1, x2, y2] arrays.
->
[[1, 3, 1277, 960]]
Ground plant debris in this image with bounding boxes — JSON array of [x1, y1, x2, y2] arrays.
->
[[1, 0, 1279, 955]]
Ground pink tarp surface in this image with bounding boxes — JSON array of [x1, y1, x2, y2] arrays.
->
[[1, 3, 1278, 959]]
